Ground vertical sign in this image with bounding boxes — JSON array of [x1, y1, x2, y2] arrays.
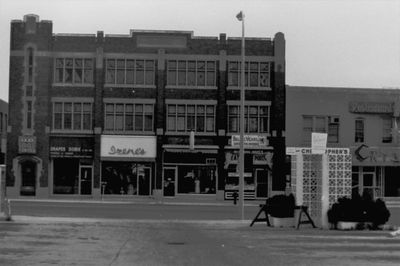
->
[[311, 133, 327, 154]]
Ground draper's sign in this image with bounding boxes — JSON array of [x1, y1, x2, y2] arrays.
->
[[231, 135, 268, 147], [101, 135, 156, 159]]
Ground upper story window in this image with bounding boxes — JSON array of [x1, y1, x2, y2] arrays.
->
[[104, 103, 154, 132], [167, 103, 215, 133], [355, 118, 365, 143], [167, 60, 216, 87], [382, 116, 392, 143], [54, 58, 94, 84], [228, 105, 270, 133], [302, 115, 339, 144], [27, 47, 34, 83], [228, 61, 270, 88], [53, 102, 92, 131], [105, 59, 155, 85]]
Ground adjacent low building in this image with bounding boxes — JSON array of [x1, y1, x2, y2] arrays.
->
[[286, 86, 400, 199], [7, 14, 286, 199]]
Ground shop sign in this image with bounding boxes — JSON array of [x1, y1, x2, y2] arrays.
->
[[349, 101, 393, 114], [352, 145, 400, 166], [253, 153, 273, 166], [231, 135, 268, 147], [286, 147, 350, 155], [311, 132, 327, 154], [18, 135, 36, 154], [101, 135, 156, 159], [50, 137, 94, 158]]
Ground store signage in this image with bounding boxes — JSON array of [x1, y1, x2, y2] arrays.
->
[[286, 147, 350, 155], [349, 101, 393, 114], [351, 145, 400, 166], [50, 137, 94, 158], [253, 153, 273, 166], [18, 135, 36, 154], [231, 135, 268, 147], [311, 132, 327, 154], [101, 135, 156, 158]]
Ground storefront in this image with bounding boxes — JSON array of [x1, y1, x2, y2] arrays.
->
[[351, 145, 400, 198], [224, 135, 272, 200], [100, 135, 156, 196], [162, 145, 218, 197], [50, 137, 94, 195]]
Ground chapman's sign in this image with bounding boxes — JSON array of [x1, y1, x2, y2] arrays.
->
[[101, 135, 156, 159]]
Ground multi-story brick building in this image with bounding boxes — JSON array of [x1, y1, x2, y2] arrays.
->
[[7, 14, 286, 199], [0, 99, 8, 165]]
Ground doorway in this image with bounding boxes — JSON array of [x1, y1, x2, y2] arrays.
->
[[79, 166, 93, 195], [20, 160, 36, 196], [138, 166, 151, 196], [255, 169, 268, 198], [163, 167, 176, 197]]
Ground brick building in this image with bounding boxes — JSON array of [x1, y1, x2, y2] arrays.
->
[[7, 14, 286, 199]]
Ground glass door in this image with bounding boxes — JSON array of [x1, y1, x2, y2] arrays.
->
[[163, 167, 176, 197], [138, 166, 151, 196], [80, 166, 93, 195], [255, 169, 268, 198]]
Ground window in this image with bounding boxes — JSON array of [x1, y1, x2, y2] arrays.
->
[[27, 47, 34, 83], [167, 60, 216, 87], [355, 118, 364, 143], [26, 101, 33, 129], [228, 61, 270, 87], [227, 105, 269, 133], [382, 116, 392, 143], [167, 104, 215, 133], [104, 103, 154, 132], [53, 102, 93, 131], [105, 59, 155, 85], [302, 115, 340, 144], [54, 58, 94, 84]]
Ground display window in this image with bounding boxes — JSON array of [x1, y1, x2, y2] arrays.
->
[[53, 158, 79, 194], [101, 162, 152, 196], [177, 165, 216, 194]]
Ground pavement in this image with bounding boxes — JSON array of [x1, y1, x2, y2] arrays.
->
[[1, 216, 400, 266]]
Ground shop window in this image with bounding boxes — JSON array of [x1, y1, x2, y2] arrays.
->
[[166, 60, 216, 87], [228, 105, 269, 133], [177, 165, 216, 194], [52, 102, 93, 131], [104, 103, 154, 133], [53, 158, 79, 194], [105, 59, 155, 85], [167, 103, 215, 133], [228, 61, 270, 88], [101, 162, 151, 196], [355, 118, 364, 143], [54, 58, 93, 84]]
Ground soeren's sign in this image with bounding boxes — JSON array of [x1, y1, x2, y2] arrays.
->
[[349, 101, 393, 114], [231, 135, 268, 147], [101, 135, 156, 158]]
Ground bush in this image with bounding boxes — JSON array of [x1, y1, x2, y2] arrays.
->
[[266, 194, 296, 218], [327, 193, 390, 229]]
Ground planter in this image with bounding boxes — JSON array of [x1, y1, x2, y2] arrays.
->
[[337, 221, 358, 230], [271, 216, 295, 228]]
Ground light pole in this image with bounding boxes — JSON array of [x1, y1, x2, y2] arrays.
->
[[236, 11, 245, 220]]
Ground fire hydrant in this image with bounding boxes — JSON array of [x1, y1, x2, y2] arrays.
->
[[232, 192, 239, 205]]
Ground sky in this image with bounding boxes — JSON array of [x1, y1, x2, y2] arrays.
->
[[0, 0, 399, 102]]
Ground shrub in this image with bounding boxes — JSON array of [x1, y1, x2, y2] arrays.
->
[[266, 194, 296, 218], [327, 193, 390, 229]]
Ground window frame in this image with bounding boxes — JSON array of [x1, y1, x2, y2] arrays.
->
[[54, 58, 94, 85], [227, 104, 270, 134], [166, 60, 217, 88], [227, 61, 271, 89], [105, 58, 156, 86], [52, 100, 93, 133]]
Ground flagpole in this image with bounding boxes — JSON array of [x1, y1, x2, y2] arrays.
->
[[238, 11, 245, 220]]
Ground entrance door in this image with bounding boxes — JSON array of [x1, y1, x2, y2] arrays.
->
[[21, 161, 36, 196], [80, 166, 93, 195], [138, 166, 151, 196], [255, 169, 268, 198], [163, 167, 176, 197]]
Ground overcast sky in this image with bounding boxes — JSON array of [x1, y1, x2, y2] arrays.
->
[[0, 0, 399, 102]]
